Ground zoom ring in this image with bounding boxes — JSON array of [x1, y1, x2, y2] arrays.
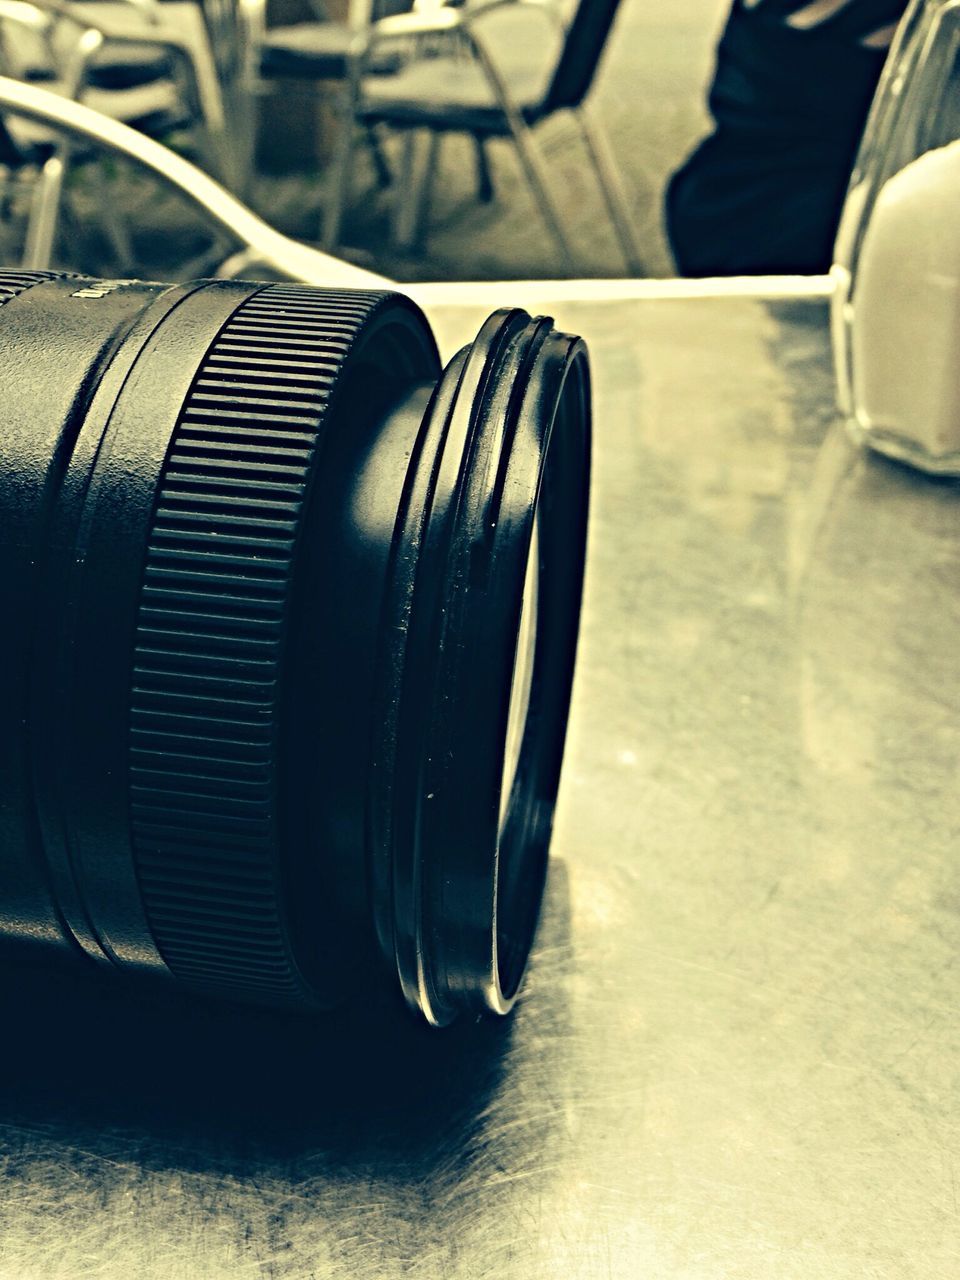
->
[[129, 284, 386, 1003]]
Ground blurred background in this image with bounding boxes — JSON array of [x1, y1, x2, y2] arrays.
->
[[256, 0, 728, 280], [0, 0, 730, 282]]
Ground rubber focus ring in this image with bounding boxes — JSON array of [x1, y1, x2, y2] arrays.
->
[[128, 284, 390, 1006]]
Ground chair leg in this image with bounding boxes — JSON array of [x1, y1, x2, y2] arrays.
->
[[225, 78, 258, 204], [473, 134, 494, 202], [415, 131, 441, 250], [174, 34, 234, 188], [92, 161, 135, 271], [393, 129, 440, 254], [391, 128, 416, 250], [322, 90, 359, 251], [365, 125, 392, 190], [464, 29, 577, 271], [574, 104, 645, 276], [407, 129, 440, 252], [507, 118, 577, 273], [23, 150, 67, 269], [0, 165, 19, 261]]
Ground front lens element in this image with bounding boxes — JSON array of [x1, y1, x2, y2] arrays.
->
[[500, 518, 540, 836]]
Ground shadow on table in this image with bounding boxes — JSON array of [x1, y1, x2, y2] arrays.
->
[[0, 863, 573, 1181]]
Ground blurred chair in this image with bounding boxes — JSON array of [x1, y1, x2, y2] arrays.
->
[[0, 0, 173, 93], [343, 0, 643, 273], [0, 0, 232, 265], [0, 71, 389, 281], [0, 1, 189, 133], [239, 0, 420, 246], [38, 0, 230, 173]]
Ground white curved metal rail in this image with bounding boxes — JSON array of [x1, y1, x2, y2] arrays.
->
[[0, 75, 389, 287]]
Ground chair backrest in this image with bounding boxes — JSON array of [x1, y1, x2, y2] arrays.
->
[[344, 0, 415, 22], [543, 0, 623, 113]]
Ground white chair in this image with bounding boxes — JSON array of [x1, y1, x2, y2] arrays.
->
[[0, 0, 234, 265], [238, 0, 449, 249], [332, 0, 643, 272]]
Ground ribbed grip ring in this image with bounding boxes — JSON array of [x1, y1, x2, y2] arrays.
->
[[0, 269, 74, 307], [128, 284, 389, 1004]]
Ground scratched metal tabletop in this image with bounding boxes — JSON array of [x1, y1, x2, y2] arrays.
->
[[1, 285, 957, 1279]]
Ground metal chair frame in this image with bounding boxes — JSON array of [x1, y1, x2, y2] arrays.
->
[[331, 0, 642, 273], [8, 0, 228, 146], [236, 0, 443, 249], [0, 0, 235, 265]]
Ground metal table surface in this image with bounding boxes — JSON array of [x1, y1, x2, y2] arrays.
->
[[1, 284, 958, 1278]]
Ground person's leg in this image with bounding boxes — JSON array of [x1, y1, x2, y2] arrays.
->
[[666, 0, 906, 275]]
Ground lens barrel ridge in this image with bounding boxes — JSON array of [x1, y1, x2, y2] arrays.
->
[[0, 269, 174, 958], [0, 272, 591, 1026]]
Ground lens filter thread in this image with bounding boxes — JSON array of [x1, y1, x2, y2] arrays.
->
[[370, 309, 591, 1025]]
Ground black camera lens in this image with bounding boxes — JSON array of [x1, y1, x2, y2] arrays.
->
[[0, 270, 590, 1025]]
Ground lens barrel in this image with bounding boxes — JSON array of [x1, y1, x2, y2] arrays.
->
[[0, 271, 590, 1025]]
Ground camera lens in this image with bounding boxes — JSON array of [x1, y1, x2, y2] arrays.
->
[[0, 271, 589, 1025]]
